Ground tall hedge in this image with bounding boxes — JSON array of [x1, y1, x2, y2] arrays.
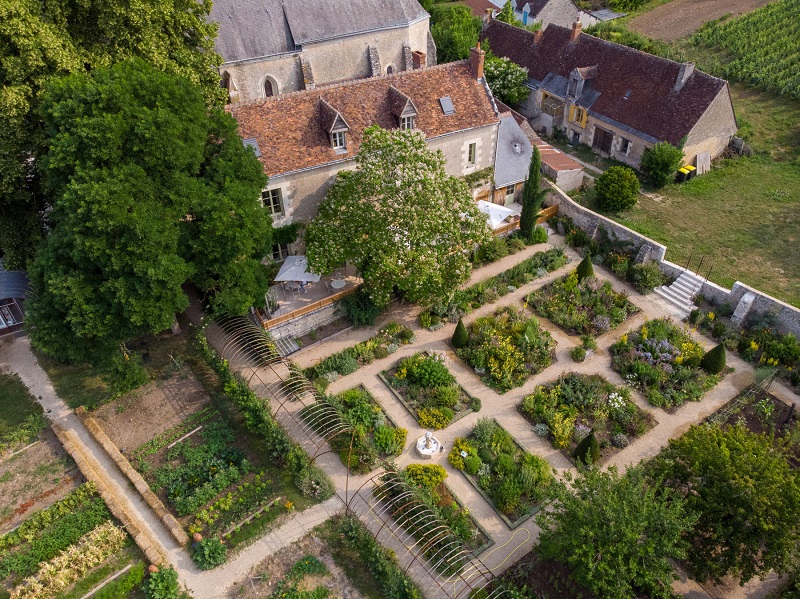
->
[[701, 343, 726, 374]]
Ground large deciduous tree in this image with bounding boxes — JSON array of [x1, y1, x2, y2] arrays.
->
[[430, 4, 482, 63], [536, 466, 694, 599], [652, 423, 800, 584], [305, 126, 491, 307], [0, 0, 223, 269], [26, 60, 271, 364], [484, 54, 529, 106], [519, 146, 548, 239]]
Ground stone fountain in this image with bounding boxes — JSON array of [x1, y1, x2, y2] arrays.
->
[[415, 431, 440, 459]]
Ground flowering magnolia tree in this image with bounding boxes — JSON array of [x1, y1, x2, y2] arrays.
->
[[306, 126, 491, 306], [484, 55, 529, 105]]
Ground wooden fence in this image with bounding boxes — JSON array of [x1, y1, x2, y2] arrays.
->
[[262, 285, 359, 330], [492, 205, 558, 237]]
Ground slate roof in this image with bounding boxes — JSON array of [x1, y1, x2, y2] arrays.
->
[[483, 19, 729, 146], [210, 0, 429, 64], [229, 61, 499, 177], [494, 114, 533, 187], [516, 0, 550, 16], [0, 260, 27, 301]]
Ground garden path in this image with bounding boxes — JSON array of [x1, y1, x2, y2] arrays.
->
[[287, 234, 795, 598]]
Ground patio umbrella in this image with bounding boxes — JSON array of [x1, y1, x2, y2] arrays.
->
[[273, 255, 322, 283], [477, 200, 517, 230]]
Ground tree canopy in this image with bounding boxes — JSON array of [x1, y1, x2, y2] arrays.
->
[[0, 0, 223, 269], [305, 126, 491, 307], [595, 165, 640, 212], [430, 4, 482, 63], [537, 466, 694, 599], [641, 141, 684, 188], [484, 54, 529, 106], [27, 60, 271, 364], [651, 423, 800, 584]]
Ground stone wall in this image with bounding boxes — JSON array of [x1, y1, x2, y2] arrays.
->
[[267, 301, 343, 340], [683, 85, 738, 167]]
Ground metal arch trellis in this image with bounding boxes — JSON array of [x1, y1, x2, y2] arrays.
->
[[207, 315, 510, 598]]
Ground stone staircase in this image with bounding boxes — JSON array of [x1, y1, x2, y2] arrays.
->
[[654, 270, 704, 314]]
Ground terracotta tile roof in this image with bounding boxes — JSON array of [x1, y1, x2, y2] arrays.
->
[[483, 19, 729, 146], [458, 0, 497, 18], [228, 62, 499, 176]]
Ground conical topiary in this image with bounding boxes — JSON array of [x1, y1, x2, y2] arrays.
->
[[576, 254, 594, 281], [452, 318, 468, 349], [701, 343, 726, 374], [573, 431, 600, 465]]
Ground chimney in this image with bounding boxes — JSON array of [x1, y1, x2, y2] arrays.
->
[[484, 7, 493, 22], [412, 50, 426, 70], [674, 62, 695, 91], [570, 18, 582, 42], [533, 28, 543, 44], [469, 42, 485, 79]]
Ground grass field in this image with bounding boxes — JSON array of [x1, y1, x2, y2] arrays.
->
[[0, 373, 43, 435]]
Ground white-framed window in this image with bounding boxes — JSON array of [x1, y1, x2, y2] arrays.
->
[[261, 188, 284, 216], [467, 142, 477, 166], [620, 138, 631, 155], [400, 115, 414, 130], [271, 243, 289, 262], [331, 131, 346, 150]]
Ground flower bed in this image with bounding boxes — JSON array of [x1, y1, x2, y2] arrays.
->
[[425, 247, 568, 322], [611, 318, 721, 409], [449, 419, 553, 526], [519, 374, 655, 462], [376, 466, 491, 576], [527, 272, 638, 337], [300, 386, 407, 474], [456, 306, 555, 393], [304, 322, 415, 390], [380, 352, 479, 429]]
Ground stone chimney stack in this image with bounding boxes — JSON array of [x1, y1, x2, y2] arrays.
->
[[570, 18, 582, 42], [484, 7, 493, 22], [469, 42, 485, 79], [412, 50, 426, 69], [674, 62, 695, 91], [534, 28, 544, 44]]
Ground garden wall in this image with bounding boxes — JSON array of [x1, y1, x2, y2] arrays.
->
[[550, 183, 800, 337]]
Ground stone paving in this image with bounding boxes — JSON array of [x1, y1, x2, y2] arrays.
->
[[3, 233, 798, 598]]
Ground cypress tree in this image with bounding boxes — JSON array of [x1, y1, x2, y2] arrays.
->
[[519, 146, 548, 241], [701, 343, 727, 374], [573, 431, 600, 465], [576, 254, 594, 281], [452, 318, 469, 349]]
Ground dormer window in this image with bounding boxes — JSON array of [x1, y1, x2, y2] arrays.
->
[[400, 115, 415, 130], [331, 130, 346, 150], [389, 86, 419, 132]]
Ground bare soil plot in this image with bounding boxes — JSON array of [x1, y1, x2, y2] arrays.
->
[[231, 531, 369, 599], [92, 366, 210, 451], [629, 0, 771, 41], [0, 429, 81, 534]]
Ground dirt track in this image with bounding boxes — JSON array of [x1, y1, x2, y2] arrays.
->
[[629, 0, 771, 41]]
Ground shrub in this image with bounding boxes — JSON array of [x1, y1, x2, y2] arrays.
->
[[374, 345, 389, 359], [464, 455, 482, 475], [595, 166, 640, 212], [576, 254, 594, 281], [571, 346, 587, 362], [611, 432, 629, 448], [448, 438, 477, 469], [418, 406, 454, 429], [398, 328, 415, 343], [419, 311, 432, 328], [533, 423, 549, 437], [452, 318, 468, 349], [430, 385, 459, 408], [494, 453, 516, 476], [193, 536, 227, 570], [629, 261, 666, 294], [374, 425, 406, 455], [469, 396, 482, 412], [573, 431, 600, 465], [477, 236, 509, 263], [581, 335, 598, 351], [508, 236, 526, 253], [641, 141, 683, 188], [530, 225, 548, 244], [689, 308, 704, 325], [341, 289, 384, 326], [143, 567, 180, 599], [406, 464, 447, 490], [701, 343, 727, 374], [405, 356, 454, 387]]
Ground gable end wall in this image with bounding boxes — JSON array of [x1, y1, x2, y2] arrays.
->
[[682, 84, 738, 166]]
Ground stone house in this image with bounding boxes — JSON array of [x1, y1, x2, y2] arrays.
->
[[483, 18, 738, 169], [210, 0, 436, 103], [229, 48, 500, 260], [490, 0, 623, 29]]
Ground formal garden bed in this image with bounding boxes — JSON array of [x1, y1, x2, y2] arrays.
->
[[300, 386, 407, 474], [611, 318, 722, 409], [380, 352, 479, 429], [304, 322, 415, 391], [527, 272, 639, 338], [420, 247, 568, 325], [377, 465, 492, 576], [519, 374, 656, 465], [449, 419, 554, 527], [455, 306, 556, 393]]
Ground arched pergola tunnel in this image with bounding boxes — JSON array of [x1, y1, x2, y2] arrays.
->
[[207, 316, 510, 598]]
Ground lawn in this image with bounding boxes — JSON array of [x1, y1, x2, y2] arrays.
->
[[0, 373, 42, 435]]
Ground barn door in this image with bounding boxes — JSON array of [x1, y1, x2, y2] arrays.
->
[[592, 128, 613, 154]]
